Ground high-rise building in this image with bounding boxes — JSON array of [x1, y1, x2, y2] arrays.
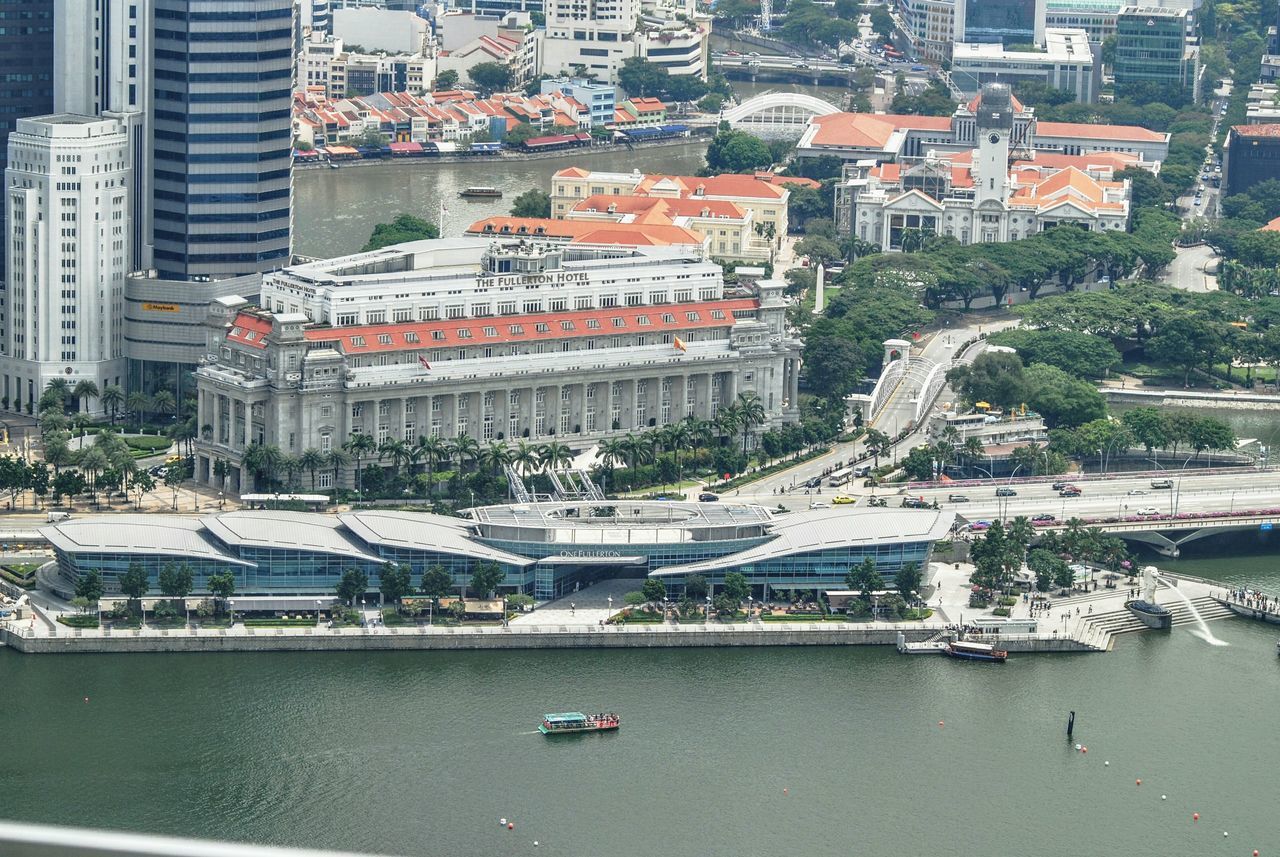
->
[[54, 0, 154, 272], [956, 0, 1046, 45], [2, 115, 129, 412], [0, 0, 55, 282], [1114, 6, 1200, 101], [150, 0, 294, 282]]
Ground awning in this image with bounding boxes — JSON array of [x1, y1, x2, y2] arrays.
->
[[324, 145, 357, 156], [293, 149, 320, 158], [430, 141, 458, 153], [524, 133, 577, 148], [470, 141, 501, 152], [389, 141, 423, 153]]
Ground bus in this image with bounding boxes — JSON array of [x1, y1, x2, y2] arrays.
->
[[828, 469, 853, 487]]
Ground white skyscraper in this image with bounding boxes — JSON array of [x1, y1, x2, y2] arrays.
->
[[53, 0, 153, 271], [2, 115, 130, 412]]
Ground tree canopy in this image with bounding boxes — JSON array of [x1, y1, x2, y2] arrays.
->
[[362, 214, 439, 252]]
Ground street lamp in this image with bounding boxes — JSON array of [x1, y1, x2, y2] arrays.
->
[[705, 594, 712, 622], [228, 599, 235, 627], [607, 595, 613, 620], [315, 599, 322, 624]]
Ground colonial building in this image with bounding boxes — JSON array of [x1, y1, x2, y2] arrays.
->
[[193, 239, 802, 492], [836, 84, 1132, 246]]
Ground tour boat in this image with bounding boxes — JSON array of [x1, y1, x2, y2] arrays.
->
[[944, 640, 1008, 663], [538, 712, 620, 735], [459, 186, 502, 198]]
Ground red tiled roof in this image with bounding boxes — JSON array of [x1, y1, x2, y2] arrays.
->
[[465, 216, 706, 246], [301, 299, 759, 354], [226, 314, 273, 350], [1260, 215, 1280, 232], [1036, 121, 1167, 143], [807, 112, 952, 148], [1231, 123, 1280, 138]]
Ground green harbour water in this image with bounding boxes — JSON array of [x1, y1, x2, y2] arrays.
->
[[2, 546, 1278, 857]]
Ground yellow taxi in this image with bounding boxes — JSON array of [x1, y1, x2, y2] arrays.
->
[[832, 495, 856, 505]]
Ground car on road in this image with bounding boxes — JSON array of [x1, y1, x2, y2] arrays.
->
[[1052, 481, 1069, 490], [1059, 486, 1082, 497], [969, 520, 992, 531], [1135, 507, 1161, 517], [1032, 513, 1056, 523], [902, 497, 931, 508], [809, 501, 830, 509], [947, 494, 970, 502], [1150, 479, 1173, 488], [995, 487, 1017, 497], [804, 476, 822, 489], [698, 492, 719, 502], [832, 495, 855, 505], [1127, 489, 1149, 495]]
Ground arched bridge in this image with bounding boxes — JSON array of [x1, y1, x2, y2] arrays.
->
[[721, 92, 840, 138]]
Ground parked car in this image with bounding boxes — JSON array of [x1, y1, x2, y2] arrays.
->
[[1136, 507, 1161, 517], [1060, 486, 1082, 497], [1150, 479, 1173, 489], [832, 495, 856, 505], [1051, 481, 1069, 490], [805, 476, 822, 489], [809, 501, 830, 509], [947, 494, 970, 503], [1032, 513, 1056, 523], [969, 520, 992, 531], [698, 492, 720, 502], [995, 487, 1017, 497], [902, 497, 930, 509]]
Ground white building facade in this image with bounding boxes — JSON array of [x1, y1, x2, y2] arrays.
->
[[193, 239, 802, 491], [3, 115, 130, 412], [951, 29, 1100, 102]]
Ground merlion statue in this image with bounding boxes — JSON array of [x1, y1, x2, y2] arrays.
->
[[1141, 566, 1159, 603]]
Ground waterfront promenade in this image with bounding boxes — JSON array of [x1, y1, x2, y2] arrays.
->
[[0, 561, 1232, 655]]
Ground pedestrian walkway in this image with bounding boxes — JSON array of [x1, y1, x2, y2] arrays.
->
[[510, 577, 646, 627]]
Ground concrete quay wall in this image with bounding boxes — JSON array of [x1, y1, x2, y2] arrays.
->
[[1, 624, 945, 654], [1100, 388, 1280, 410]]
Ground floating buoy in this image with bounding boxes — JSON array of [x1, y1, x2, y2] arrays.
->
[[1075, 744, 1081, 751], [507, 823, 514, 831], [1161, 795, 1167, 800], [1082, 747, 1087, 754], [1104, 761, 1110, 766], [782, 788, 788, 795], [533, 842, 539, 847], [938, 720, 944, 727], [1224, 832, 1229, 838], [83, 697, 89, 703], [500, 819, 507, 826], [1193, 813, 1199, 821], [1253, 850, 1258, 856], [1136, 779, 1142, 786]]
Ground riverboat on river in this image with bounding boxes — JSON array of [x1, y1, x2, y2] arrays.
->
[[944, 640, 1008, 663], [539, 712, 620, 734], [460, 186, 502, 198]]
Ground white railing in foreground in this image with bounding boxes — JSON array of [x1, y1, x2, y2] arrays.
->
[[0, 822, 390, 857]]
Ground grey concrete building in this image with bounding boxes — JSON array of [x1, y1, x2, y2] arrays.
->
[[192, 239, 803, 492]]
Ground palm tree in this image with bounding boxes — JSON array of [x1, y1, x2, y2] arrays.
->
[[621, 432, 654, 491], [961, 436, 985, 477], [512, 440, 540, 478], [324, 447, 351, 490], [281, 454, 303, 491], [242, 443, 285, 492], [414, 434, 448, 497], [152, 389, 177, 423], [44, 438, 72, 474], [40, 411, 69, 438], [72, 379, 99, 415], [714, 405, 740, 449], [734, 392, 766, 457], [299, 448, 325, 491], [448, 433, 480, 489], [664, 421, 692, 486], [686, 417, 714, 461], [379, 437, 413, 477], [477, 441, 513, 477], [539, 440, 573, 472], [126, 391, 150, 433], [42, 378, 71, 414], [77, 446, 109, 504], [343, 433, 376, 497], [595, 437, 628, 491], [100, 385, 124, 425]]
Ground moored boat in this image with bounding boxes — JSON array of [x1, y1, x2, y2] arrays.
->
[[538, 712, 620, 734], [944, 640, 1008, 663], [459, 186, 502, 198]]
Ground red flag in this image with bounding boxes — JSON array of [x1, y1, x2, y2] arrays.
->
[[418, 355, 431, 371]]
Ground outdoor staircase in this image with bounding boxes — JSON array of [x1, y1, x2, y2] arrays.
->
[[1082, 596, 1234, 649]]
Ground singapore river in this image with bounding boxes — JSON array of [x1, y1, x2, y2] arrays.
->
[[293, 142, 710, 259], [2, 554, 1278, 857]]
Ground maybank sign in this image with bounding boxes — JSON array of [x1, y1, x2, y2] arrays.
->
[[143, 302, 182, 313]]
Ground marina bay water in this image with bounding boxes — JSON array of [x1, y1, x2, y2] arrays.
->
[[293, 143, 710, 259], [2, 555, 1278, 856]]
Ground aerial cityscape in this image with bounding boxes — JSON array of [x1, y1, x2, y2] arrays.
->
[[3, 0, 1280, 855]]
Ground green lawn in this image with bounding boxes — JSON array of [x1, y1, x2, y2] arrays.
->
[[57, 614, 100, 629]]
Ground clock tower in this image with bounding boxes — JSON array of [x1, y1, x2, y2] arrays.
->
[[975, 83, 1013, 207]]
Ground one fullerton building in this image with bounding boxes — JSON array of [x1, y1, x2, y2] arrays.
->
[[193, 238, 802, 491]]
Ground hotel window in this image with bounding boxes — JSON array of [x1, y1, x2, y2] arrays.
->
[[661, 313, 675, 324], [561, 321, 575, 331], [625, 292, 642, 307], [612, 317, 626, 328], [320, 405, 333, 418], [686, 311, 700, 322], [650, 291, 668, 304], [350, 336, 366, 347], [432, 330, 446, 341], [352, 403, 364, 418], [445, 305, 465, 319], [457, 349, 467, 360], [471, 303, 491, 316], [483, 326, 497, 337], [699, 289, 716, 301], [393, 309, 412, 323], [535, 322, 550, 333], [550, 298, 567, 312], [674, 289, 692, 302], [367, 311, 386, 324], [405, 332, 420, 343], [586, 338, 597, 350], [636, 315, 651, 326], [419, 307, 439, 321], [378, 402, 390, 417], [498, 301, 517, 315], [574, 296, 593, 310], [457, 328, 472, 339], [320, 433, 332, 453], [710, 309, 725, 320], [509, 324, 524, 334], [600, 295, 618, 308], [523, 300, 542, 313], [336, 313, 357, 326], [377, 334, 392, 345]]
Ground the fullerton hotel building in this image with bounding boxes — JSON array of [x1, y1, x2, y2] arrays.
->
[[193, 237, 803, 491]]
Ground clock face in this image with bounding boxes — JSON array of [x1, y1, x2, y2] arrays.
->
[[988, 133, 1001, 145]]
